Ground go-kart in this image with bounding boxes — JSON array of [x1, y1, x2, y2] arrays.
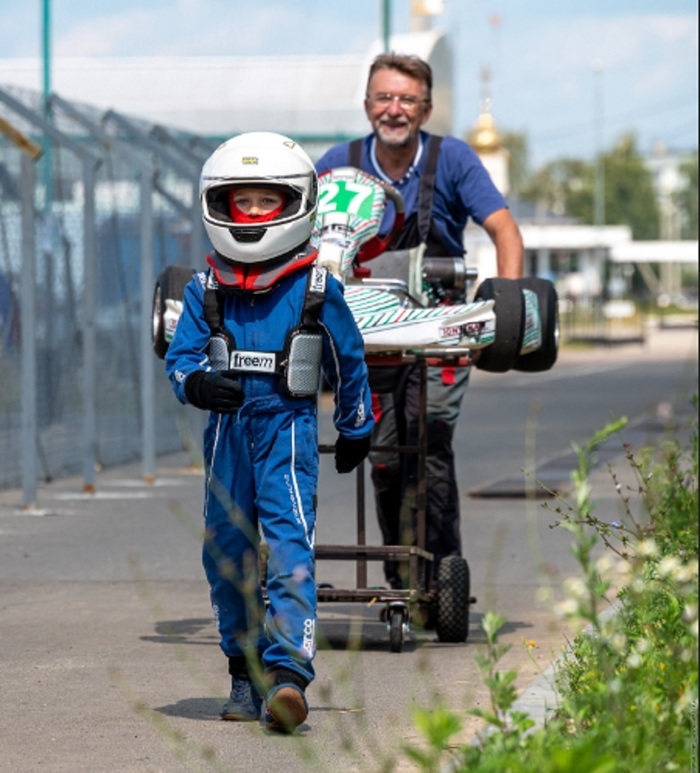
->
[[311, 166, 558, 373]]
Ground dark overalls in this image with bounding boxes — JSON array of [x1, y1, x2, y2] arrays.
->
[[347, 137, 471, 586]]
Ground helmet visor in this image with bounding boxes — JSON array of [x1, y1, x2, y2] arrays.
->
[[202, 175, 311, 227]]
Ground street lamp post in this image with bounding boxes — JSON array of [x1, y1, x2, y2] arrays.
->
[[382, 0, 391, 52], [42, 0, 52, 197], [41, 0, 58, 423], [593, 60, 605, 233], [593, 60, 606, 299]]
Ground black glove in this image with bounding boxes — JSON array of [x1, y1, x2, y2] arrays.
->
[[185, 370, 244, 413], [334, 434, 371, 474]]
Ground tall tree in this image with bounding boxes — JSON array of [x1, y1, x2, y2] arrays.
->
[[674, 152, 698, 239], [501, 130, 530, 196], [520, 158, 592, 218], [519, 132, 661, 239], [603, 134, 659, 240]]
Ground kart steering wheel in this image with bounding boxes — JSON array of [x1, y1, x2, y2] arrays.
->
[[315, 168, 405, 278], [355, 179, 405, 263]]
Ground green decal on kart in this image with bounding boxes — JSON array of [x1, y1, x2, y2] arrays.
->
[[317, 180, 377, 220]]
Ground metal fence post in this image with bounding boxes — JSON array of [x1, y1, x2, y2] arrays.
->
[[81, 159, 98, 491], [139, 171, 156, 481], [20, 154, 38, 506]]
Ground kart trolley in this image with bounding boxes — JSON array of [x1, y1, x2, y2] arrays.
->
[[151, 166, 559, 654], [316, 348, 477, 654], [308, 167, 557, 652]]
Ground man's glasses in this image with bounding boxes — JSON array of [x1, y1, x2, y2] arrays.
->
[[367, 93, 429, 111]]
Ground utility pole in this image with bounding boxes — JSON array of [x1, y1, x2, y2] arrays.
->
[[42, 0, 52, 202], [41, 0, 58, 423], [382, 0, 391, 52], [593, 60, 606, 300], [593, 60, 605, 235]]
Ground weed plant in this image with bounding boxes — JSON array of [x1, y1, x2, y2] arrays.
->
[[404, 399, 699, 773]]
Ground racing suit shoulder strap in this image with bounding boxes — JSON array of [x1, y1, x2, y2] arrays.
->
[[203, 267, 326, 340], [301, 265, 329, 327], [417, 133, 444, 244], [203, 286, 223, 333], [203, 269, 237, 353]]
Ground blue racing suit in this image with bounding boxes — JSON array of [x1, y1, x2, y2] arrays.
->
[[165, 251, 373, 685]]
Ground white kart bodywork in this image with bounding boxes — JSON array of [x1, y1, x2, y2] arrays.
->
[[313, 167, 541, 356]]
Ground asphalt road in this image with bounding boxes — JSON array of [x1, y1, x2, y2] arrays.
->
[[0, 323, 696, 773]]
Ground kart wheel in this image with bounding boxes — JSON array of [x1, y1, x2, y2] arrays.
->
[[152, 265, 195, 358], [473, 278, 525, 372], [513, 277, 559, 372], [435, 556, 470, 643]]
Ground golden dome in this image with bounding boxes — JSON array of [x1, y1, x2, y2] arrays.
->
[[468, 106, 502, 153]]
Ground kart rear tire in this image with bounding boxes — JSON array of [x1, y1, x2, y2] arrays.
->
[[513, 277, 559, 372], [152, 265, 196, 359], [473, 278, 525, 373], [435, 555, 470, 643]]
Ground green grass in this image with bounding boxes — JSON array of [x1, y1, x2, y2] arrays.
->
[[403, 399, 699, 773]]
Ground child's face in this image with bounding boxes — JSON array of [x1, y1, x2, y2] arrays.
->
[[230, 187, 285, 219]]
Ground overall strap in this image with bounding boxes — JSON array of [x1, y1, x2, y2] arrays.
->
[[348, 138, 364, 168], [416, 134, 443, 244], [350, 134, 444, 247]]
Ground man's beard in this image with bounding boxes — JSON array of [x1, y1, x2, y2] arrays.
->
[[375, 120, 417, 148]]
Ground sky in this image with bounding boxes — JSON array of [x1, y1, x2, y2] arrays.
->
[[0, 0, 697, 169]]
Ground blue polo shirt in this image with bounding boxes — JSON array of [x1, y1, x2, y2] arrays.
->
[[315, 131, 508, 257]]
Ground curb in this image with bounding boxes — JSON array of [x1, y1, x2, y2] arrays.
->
[[440, 608, 620, 772]]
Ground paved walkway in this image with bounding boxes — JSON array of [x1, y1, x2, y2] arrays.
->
[[0, 320, 696, 773]]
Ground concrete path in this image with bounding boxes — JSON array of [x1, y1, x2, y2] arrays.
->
[[0, 321, 696, 773]]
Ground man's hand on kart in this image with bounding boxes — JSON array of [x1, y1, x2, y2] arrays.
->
[[334, 434, 371, 474], [185, 370, 244, 413]]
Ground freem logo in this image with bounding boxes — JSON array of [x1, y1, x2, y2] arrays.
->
[[229, 350, 276, 374]]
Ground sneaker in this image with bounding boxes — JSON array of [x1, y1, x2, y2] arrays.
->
[[262, 672, 309, 733], [221, 676, 262, 722]]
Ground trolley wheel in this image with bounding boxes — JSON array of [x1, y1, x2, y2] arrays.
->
[[152, 265, 196, 359], [513, 277, 559, 372], [435, 556, 471, 643], [389, 610, 404, 653], [473, 277, 525, 373]]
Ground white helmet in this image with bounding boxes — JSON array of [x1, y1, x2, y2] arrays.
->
[[200, 132, 317, 264]]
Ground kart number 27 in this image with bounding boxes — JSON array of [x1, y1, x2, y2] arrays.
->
[[317, 181, 376, 219]]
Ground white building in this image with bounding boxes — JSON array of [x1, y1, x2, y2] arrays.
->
[[1, 26, 695, 303], [0, 29, 452, 154]]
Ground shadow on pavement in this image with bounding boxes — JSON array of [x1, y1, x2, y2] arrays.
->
[[140, 617, 218, 646]]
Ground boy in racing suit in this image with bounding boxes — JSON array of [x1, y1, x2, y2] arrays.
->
[[165, 132, 373, 733]]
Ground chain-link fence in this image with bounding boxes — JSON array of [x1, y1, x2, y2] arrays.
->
[[0, 85, 213, 500]]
